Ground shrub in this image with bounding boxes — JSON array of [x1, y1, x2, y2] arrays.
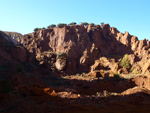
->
[[56, 52, 67, 59], [90, 23, 95, 26], [133, 69, 137, 75], [69, 22, 77, 25], [34, 28, 39, 32], [114, 72, 120, 79], [121, 54, 131, 70], [57, 23, 67, 28], [81, 22, 89, 26], [38, 28, 42, 30], [42, 27, 46, 29], [101, 22, 104, 25], [34, 28, 41, 32], [47, 24, 56, 28]]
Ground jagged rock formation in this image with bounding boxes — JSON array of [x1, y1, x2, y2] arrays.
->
[[21, 24, 150, 74], [0, 31, 22, 45]]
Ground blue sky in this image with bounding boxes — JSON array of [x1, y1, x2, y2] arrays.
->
[[0, 0, 150, 40]]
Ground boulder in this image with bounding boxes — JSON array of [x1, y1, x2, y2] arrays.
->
[[55, 58, 66, 71]]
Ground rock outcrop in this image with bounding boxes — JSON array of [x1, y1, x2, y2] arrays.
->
[[0, 31, 22, 45], [20, 24, 150, 74]]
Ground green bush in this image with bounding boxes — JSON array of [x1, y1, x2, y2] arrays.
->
[[121, 54, 131, 70], [56, 52, 67, 59], [69, 22, 77, 25], [47, 24, 56, 28], [101, 22, 104, 25], [38, 28, 42, 30], [34, 28, 38, 32], [57, 23, 67, 28], [90, 23, 95, 26], [34, 28, 42, 32], [81, 22, 89, 26], [42, 27, 46, 29], [133, 69, 137, 75], [114, 72, 120, 79]]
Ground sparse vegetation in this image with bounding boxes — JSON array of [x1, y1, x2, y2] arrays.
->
[[90, 23, 95, 26], [56, 52, 67, 59], [47, 24, 56, 28], [69, 22, 77, 25], [114, 72, 120, 79], [101, 22, 104, 25], [57, 23, 67, 28], [133, 69, 137, 75], [34, 28, 38, 32], [34, 28, 42, 32], [81, 22, 89, 26], [121, 54, 131, 70]]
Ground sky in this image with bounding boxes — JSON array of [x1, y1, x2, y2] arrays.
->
[[0, 0, 150, 40]]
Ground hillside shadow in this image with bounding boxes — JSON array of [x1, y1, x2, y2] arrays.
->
[[9, 75, 150, 113], [39, 73, 136, 95]]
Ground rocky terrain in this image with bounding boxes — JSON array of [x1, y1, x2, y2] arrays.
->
[[0, 31, 22, 45], [0, 24, 150, 113]]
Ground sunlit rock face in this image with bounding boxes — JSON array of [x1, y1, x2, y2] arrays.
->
[[0, 31, 22, 45], [21, 24, 150, 74]]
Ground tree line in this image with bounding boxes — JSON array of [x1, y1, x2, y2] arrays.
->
[[34, 22, 105, 32]]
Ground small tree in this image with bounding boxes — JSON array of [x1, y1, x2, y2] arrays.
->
[[121, 54, 131, 70], [90, 23, 95, 26], [101, 22, 104, 25], [42, 27, 46, 29], [47, 24, 56, 28], [81, 22, 89, 26], [57, 23, 67, 28], [38, 28, 42, 30], [34, 28, 42, 32], [69, 22, 77, 25], [133, 69, 137, 75], [34, 28, 39, 32], [56, 52, 67, 59]]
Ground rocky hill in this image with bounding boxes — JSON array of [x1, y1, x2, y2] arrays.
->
[[21, 24, 150, 75], [1, 24, 150, 112], [0, 31, 22, 45]]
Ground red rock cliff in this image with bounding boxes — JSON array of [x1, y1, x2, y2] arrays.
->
[[21, 24, 150, 73]]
